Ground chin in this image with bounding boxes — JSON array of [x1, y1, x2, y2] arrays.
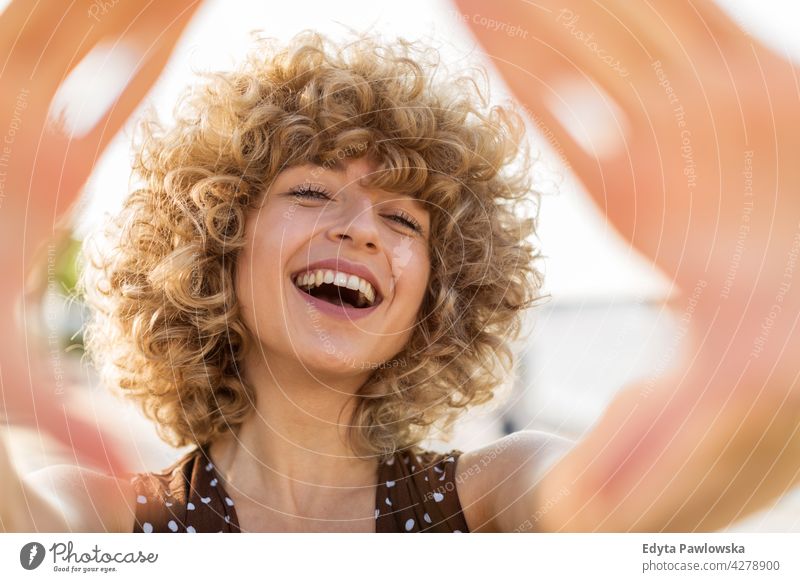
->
[[294, 343, 374, 378]]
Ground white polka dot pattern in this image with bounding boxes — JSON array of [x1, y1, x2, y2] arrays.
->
[[132, 446, 468, 533], [131, 448, 239, 533], [373, 448, 469, 533]]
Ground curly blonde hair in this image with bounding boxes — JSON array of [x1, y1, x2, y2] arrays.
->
[[80, 31, 544, 459]]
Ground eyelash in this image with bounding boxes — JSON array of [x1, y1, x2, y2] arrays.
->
[[289, 186, 423, 234]]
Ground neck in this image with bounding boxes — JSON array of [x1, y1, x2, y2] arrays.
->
[[208, 346, 379, 512]]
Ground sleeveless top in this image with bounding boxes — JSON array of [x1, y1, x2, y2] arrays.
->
[[129, 446, 470, 533]]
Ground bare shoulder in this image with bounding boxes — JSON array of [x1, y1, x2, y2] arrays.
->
[[455, 430, 574, 532], [22, 464, 138, 532]]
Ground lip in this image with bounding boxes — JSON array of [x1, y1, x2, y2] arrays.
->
[[290, 278, 382, 320], [290, 257, 385, 303]]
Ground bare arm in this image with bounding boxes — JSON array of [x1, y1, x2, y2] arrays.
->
[[0, 0, 199, 530], [455, 431, 574, 532], [0, 0, 201, 473]]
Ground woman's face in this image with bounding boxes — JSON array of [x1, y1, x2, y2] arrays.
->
[[236, 157, 431, 381]]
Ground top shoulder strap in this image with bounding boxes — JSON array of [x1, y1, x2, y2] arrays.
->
[[130, 446, 240, 533], [375, 447, 470, 533]]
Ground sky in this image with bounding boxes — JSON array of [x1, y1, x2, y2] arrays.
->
[[32, 0, 799, 303]]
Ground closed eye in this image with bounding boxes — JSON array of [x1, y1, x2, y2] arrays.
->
[[289, 185, 331, 200], [386, 211, 422, 234]]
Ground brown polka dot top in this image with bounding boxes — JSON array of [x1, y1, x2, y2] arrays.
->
[[130, 446, 470, 533]]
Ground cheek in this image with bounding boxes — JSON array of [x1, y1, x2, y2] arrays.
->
[[240, 211, 294, 283], [389, 238, 430, 312], [235, 220, 284, 316]]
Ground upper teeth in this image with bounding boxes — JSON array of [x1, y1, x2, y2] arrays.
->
[[293, 269, 377, 306]]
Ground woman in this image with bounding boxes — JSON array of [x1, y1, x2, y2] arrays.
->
[[78, 31, 558, 532], [1, 1, 798, 533]]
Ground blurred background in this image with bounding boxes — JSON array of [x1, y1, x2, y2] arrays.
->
[[5, 0, 798, 531]]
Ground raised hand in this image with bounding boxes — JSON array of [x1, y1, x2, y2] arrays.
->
[[0, 0, 201, 475], [453, 0, 800, 530]]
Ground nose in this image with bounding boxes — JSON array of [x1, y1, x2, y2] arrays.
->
[[327, 195, 380, 251]]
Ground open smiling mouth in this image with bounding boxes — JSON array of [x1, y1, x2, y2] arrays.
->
[[292, 270, 382, 309]]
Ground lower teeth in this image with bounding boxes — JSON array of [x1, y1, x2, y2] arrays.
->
[[300, 285, 362, 308], [331, 296, 353, 308]]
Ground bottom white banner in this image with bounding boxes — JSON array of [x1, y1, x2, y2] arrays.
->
[[1, 533, 797, 581]]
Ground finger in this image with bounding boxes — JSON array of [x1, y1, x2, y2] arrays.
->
[[669, 0, 757, 51], [602, 0, 741, 64], [0, 0, 199, 100], [1, 0, 200, 237], [40, 2, 200, 223], [1, 0, 129, 99], [454, 0, 651, 107], [454, 5, 633, 206], [452, 0, 638, 189], [0, 364, 131, 476], [77, 2, 199, 167]]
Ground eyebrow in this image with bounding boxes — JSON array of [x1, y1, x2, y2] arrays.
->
[[316, 164, 429, 212], [380, 191, 428, 213]]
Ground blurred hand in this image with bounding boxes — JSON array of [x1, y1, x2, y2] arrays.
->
[[0, 0, 201, 475], [454, 0, 800, 529]]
